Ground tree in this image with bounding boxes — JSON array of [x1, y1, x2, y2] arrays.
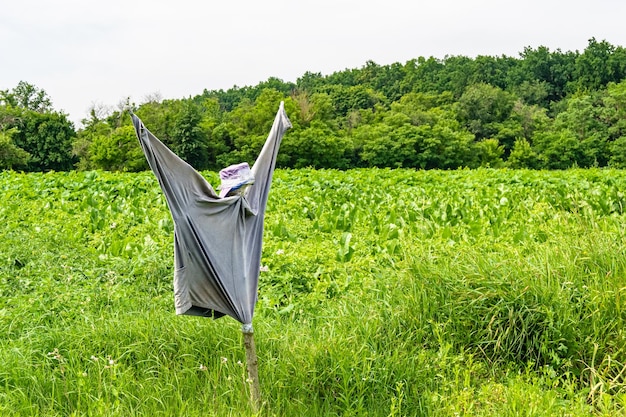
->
[[217, 89, 293, 166], [506, 138, 541, 169], [603, 80, 626, 142], [510, 101, 551, 143], [470, 55, 517, 90], [0, 128, 30, 170], [455, 83, 516, 141], [511, 80, 550, 108], [10, 109, 76, 171], [573, 38, 626, 92], [72, 120, 112, 170], [552, 93, 609, 166], [512, 46, 576, 106], [355, 106, 474, 169], [414, 119, 475, 169], [432, 55, 473, 97], [296, 71, 325, 92], [390, 91, 455, 125], [406, 56, 446, 94], [532, 130, 581, 169], [281, 121, 353, 169], [357, 123, 416, 168], [608, 136, 626, 168], [90, 125, 146, 171], [0, 81, 53, 113], [474, 139, 505, 168], [171, 102, 209, 169]]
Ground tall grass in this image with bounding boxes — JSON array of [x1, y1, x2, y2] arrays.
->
[[1, 168, 626, 415]]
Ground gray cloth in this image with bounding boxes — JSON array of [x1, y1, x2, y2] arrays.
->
[[131, 102, 292, 324]]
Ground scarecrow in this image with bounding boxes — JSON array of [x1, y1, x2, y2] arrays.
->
[[131, 102, 291, 410]]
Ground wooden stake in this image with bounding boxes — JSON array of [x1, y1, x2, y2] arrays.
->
[[242, 324, 261, 412]]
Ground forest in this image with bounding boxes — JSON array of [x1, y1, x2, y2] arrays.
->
[[2, 37, 626, 172]]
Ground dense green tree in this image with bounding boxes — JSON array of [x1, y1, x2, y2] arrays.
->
[[0, 81, 53, 113], [573, 38, 626, 92], [511, 80, 550, 107], [357, 123, 415, 168], [133, 100, 183, 147], [316, 84, 385, 118], [356, 107, 473, 169], [511, 46, 577, 106], [455, 83, 516, 141], [470, 55, 517, 89], [171, 102, 209, 169], [216, 89, 292, 166], [289, 91, 317, 128], [414, 120, 475, 169], [351, 60, 409, 102], [390, 91, 455, 125], [507, 138, 542, 169], [490, 119, 524, 156], [0, 128, 30, 170], [72, 120, 113, 170], [603, 80, 626, 142], [405, 56, 446, 94], [10, 40, 626, 172], [200, 77, 295, 113], [608, 136, 626, 168], [432, 55, 474, 97], [281, 121, 353, 169], [90, 125, 146, 171], [8, 109, 76, 171], [552, 93, 609, 166], [533, 129, 582, 169], [296, 71, 326, 92], [0, 83, 75, 171], [474, 138, 505, 168], [510, 101, 551, 143], [198, 97, 229, 170], [229, 89, 286, 137]]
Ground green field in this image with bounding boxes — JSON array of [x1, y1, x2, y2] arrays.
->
[[1, 168, 625, 416]]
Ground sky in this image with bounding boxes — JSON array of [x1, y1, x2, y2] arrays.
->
[[2, 0, 625, 127]]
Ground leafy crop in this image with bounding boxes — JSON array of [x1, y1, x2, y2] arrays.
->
[[1, 168, 626, 416]]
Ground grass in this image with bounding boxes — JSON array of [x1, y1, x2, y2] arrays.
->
[[1, 168, 626, 415]]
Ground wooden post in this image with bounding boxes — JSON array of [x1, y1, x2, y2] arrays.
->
[[242, 323, 261, 412]]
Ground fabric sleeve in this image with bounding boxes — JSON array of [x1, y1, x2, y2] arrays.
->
[[131, 113, 218, 217], [246, 101, 292, 214]]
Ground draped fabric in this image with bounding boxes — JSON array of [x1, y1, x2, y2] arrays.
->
[[131, 102, 291, 324]]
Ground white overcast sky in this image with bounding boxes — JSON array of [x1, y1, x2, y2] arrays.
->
[[2, 0, 625, 127]]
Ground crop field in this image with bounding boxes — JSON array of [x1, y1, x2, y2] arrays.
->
[[1, 168, 626, 416]]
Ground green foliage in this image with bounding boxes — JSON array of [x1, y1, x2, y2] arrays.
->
[[573, 38, 626, 92], [455, 83, 516, 140], [73, 119, 114, 171], [90, 125, 147, 171], [609, 136, 626, 168], [6, 108, 76, 171], [0, 128, 30, 170], [6, 38, 626, 172], [0, 80, 53, 113], [356, 122, 414, 168], [533, 129, 582, 169], [474, 138, 505, 168], [514, 45, 577, 105], [356, 106, 475, 169], [507, 138, 542, 169], [282, 121, 353, 169], [171, 102, 209, 169], [553, 93, 610, 166]]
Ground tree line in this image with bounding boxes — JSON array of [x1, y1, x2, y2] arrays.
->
[[3, 37, 626, 172]]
